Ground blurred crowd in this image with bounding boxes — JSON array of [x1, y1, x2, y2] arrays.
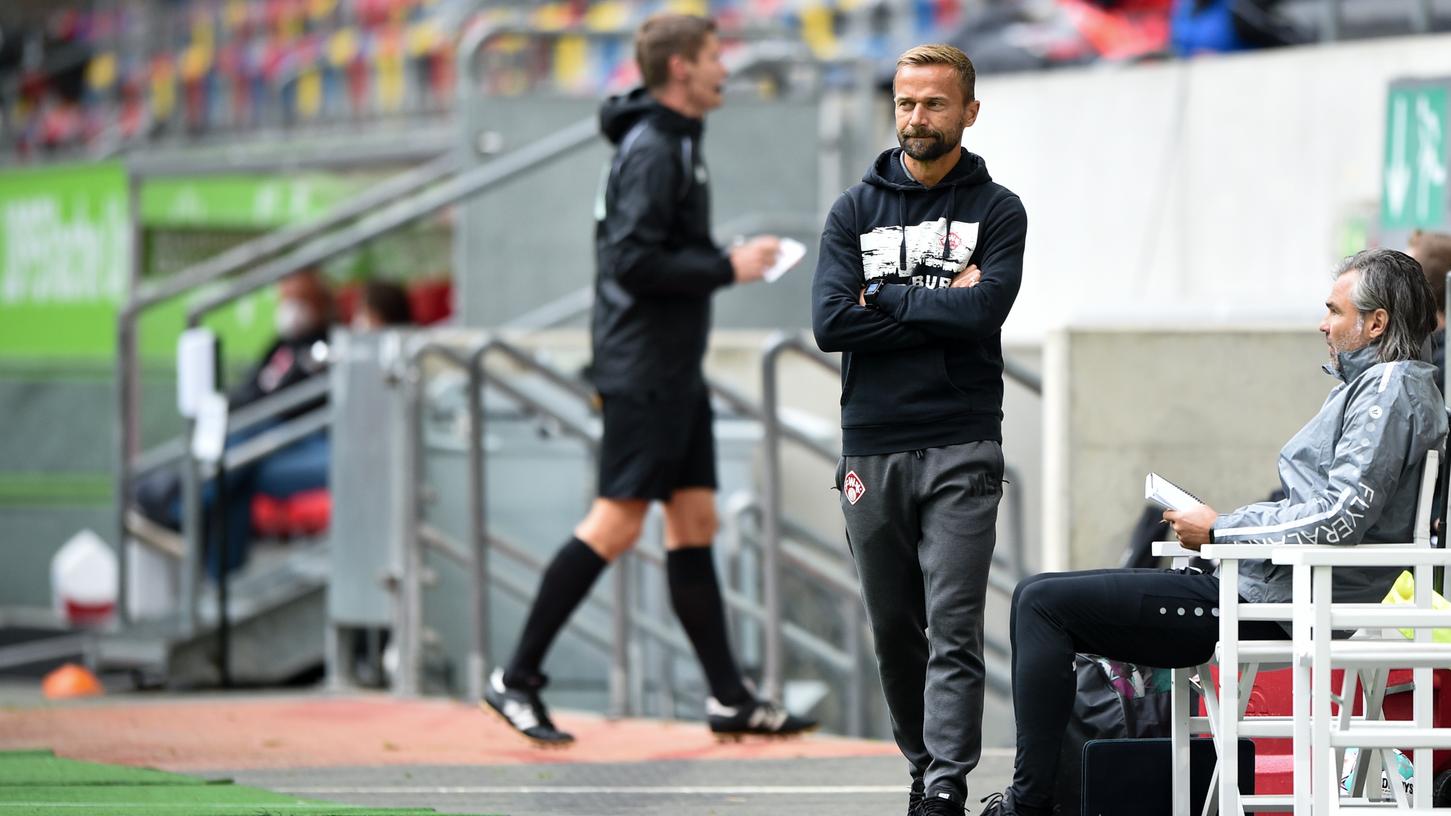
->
[[0, 0, 1351, 161]]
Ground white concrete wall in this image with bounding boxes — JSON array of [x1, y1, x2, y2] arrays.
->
[[1044, 327, 1334, 570], [966, 34, 1451, 343]]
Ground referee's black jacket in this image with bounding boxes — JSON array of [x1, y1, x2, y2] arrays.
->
[[589, 87, 734, 396]]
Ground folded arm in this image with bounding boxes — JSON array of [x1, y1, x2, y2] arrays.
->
[[870, 195, 1026, 340], [811, 196, 931, 353]]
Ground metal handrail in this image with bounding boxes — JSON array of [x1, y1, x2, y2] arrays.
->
[[223, 410, 331, 472], [399, 333, 863, 714], [128, 377, 330, 480]]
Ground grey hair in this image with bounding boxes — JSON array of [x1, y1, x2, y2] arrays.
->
[[1335, 248, 1439, 363]]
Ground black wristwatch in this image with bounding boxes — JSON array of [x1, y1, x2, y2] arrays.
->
[[863, 281, 884, 309]]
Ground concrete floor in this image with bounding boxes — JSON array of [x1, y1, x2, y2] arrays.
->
[[223, 754, 1017, 816]]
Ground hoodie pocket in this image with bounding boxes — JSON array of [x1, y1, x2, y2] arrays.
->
[[842, 347, 975, 427]]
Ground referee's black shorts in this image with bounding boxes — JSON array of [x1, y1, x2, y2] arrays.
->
[[597, 386, 717, 502]]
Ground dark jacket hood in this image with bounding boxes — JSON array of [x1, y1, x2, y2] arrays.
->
[[862, 146, 992, 191], [599, 87, 703, 145]]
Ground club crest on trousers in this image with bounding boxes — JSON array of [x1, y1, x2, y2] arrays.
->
[[843, 470, 866, 505]]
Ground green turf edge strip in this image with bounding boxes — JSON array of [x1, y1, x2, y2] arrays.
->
[[0, 753, 501, 816], [0, 756, 203, 788]]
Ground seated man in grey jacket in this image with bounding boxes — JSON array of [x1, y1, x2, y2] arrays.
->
[[981, 248, 1448, 816]]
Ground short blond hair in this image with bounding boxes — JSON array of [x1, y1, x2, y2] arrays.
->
[[896, 44, 975, 103]]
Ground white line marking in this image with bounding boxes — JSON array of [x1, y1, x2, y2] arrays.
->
[[281, 785, 907, 795]]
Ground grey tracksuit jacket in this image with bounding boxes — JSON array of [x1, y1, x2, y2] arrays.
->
[[1218, 343, 1447, 604]]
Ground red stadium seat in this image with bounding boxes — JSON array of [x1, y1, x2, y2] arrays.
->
[[250, 489, 331, 539]]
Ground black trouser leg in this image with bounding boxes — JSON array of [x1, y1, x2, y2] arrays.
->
[[1007, 568, 1286, 811]]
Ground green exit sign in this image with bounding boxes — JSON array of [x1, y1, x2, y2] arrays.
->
[[1383, 82, 1450, 230]]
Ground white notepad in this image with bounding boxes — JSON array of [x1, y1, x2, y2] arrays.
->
[[763, 238, 807, 283], [1144, 472, 1205, 512]]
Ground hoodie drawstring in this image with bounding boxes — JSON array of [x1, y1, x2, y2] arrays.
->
[[897, 182, 959, 280], [944, 186, 957, 266], [897, 191, 908, 278]]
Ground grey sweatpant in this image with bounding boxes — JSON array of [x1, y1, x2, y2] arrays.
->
[[837, 440, 1003, 805]]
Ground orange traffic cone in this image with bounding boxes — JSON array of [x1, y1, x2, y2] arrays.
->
[[41, 664, 104, 699]]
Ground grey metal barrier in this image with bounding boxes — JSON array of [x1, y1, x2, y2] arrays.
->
[[395, 332, 880, 727]]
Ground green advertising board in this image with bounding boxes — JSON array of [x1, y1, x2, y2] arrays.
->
[[141, 173, 362, 230], [0, 164, 370, 366], [0, 162, 130, 360], [1383, 80, 1450, 231]]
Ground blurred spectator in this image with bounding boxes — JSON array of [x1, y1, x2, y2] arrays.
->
[[353, 279, 413, 329], [1409, 229, 1451, 384], [944, 0, 1170, 76], [135, 269, 335, 579], [1171, 0, 1302, 55]]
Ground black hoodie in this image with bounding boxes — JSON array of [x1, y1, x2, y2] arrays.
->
[[812, 147, 1027, 455], [589, 87, 735, 395]]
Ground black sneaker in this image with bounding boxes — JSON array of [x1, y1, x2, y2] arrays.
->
[[980, 791, 1010, 816], [980, 790, 1053, 816], [907, 777, 925, 816], [921, 793, 964, 816], [706, 696, 818, 740], [480, 668, 574, 747]]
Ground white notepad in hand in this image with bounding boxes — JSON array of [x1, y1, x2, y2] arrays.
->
[[763, 238, 807, 283], [1145, 472, 1205, 512]]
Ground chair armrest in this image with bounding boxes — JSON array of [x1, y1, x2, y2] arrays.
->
[[1270, 545, 1451, 567], [1199, 543, 1284, 561], [1152, 540, 1200, 558]]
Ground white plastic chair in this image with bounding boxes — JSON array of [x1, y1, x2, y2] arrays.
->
[[1275, 458, 1451, 812], [1156, 450, 1444, 815]]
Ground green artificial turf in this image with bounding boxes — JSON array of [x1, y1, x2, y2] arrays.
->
[[0, 751, 490, 816], [0, 751, 206, 787]]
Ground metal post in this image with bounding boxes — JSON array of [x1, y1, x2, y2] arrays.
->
[[395, 359, 425, 697], [757, 332, 790, 702], [114, 316, 136, 628], [844, 596, 865, 737], [1411, 0, 1432, 33], [465, 343, 491, 702], [610, 555, 631, 718], [1321, 0, 1342, 42], [1004, 463, 1027, 582], [114, 170, 143, 627], [213, 337, 231, 688], [179, 317, 205, 633]]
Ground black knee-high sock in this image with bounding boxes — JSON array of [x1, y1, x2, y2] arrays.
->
[[666, 546, 752, 706], [503, 537, 608, 688]]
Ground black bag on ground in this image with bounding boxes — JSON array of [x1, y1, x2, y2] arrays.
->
[[1054, 656, 1175, 816], [1081, 737, 1255, 816]]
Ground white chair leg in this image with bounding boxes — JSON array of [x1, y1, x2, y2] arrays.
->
[[1335, 666, 1359, 798], [1292, 563, 1312, 815], [1414, 562, 1434, 810], [1311, 566, 1336, 815], [1172, 665, 1194, 816], [1217, 567, 1243, 816]]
